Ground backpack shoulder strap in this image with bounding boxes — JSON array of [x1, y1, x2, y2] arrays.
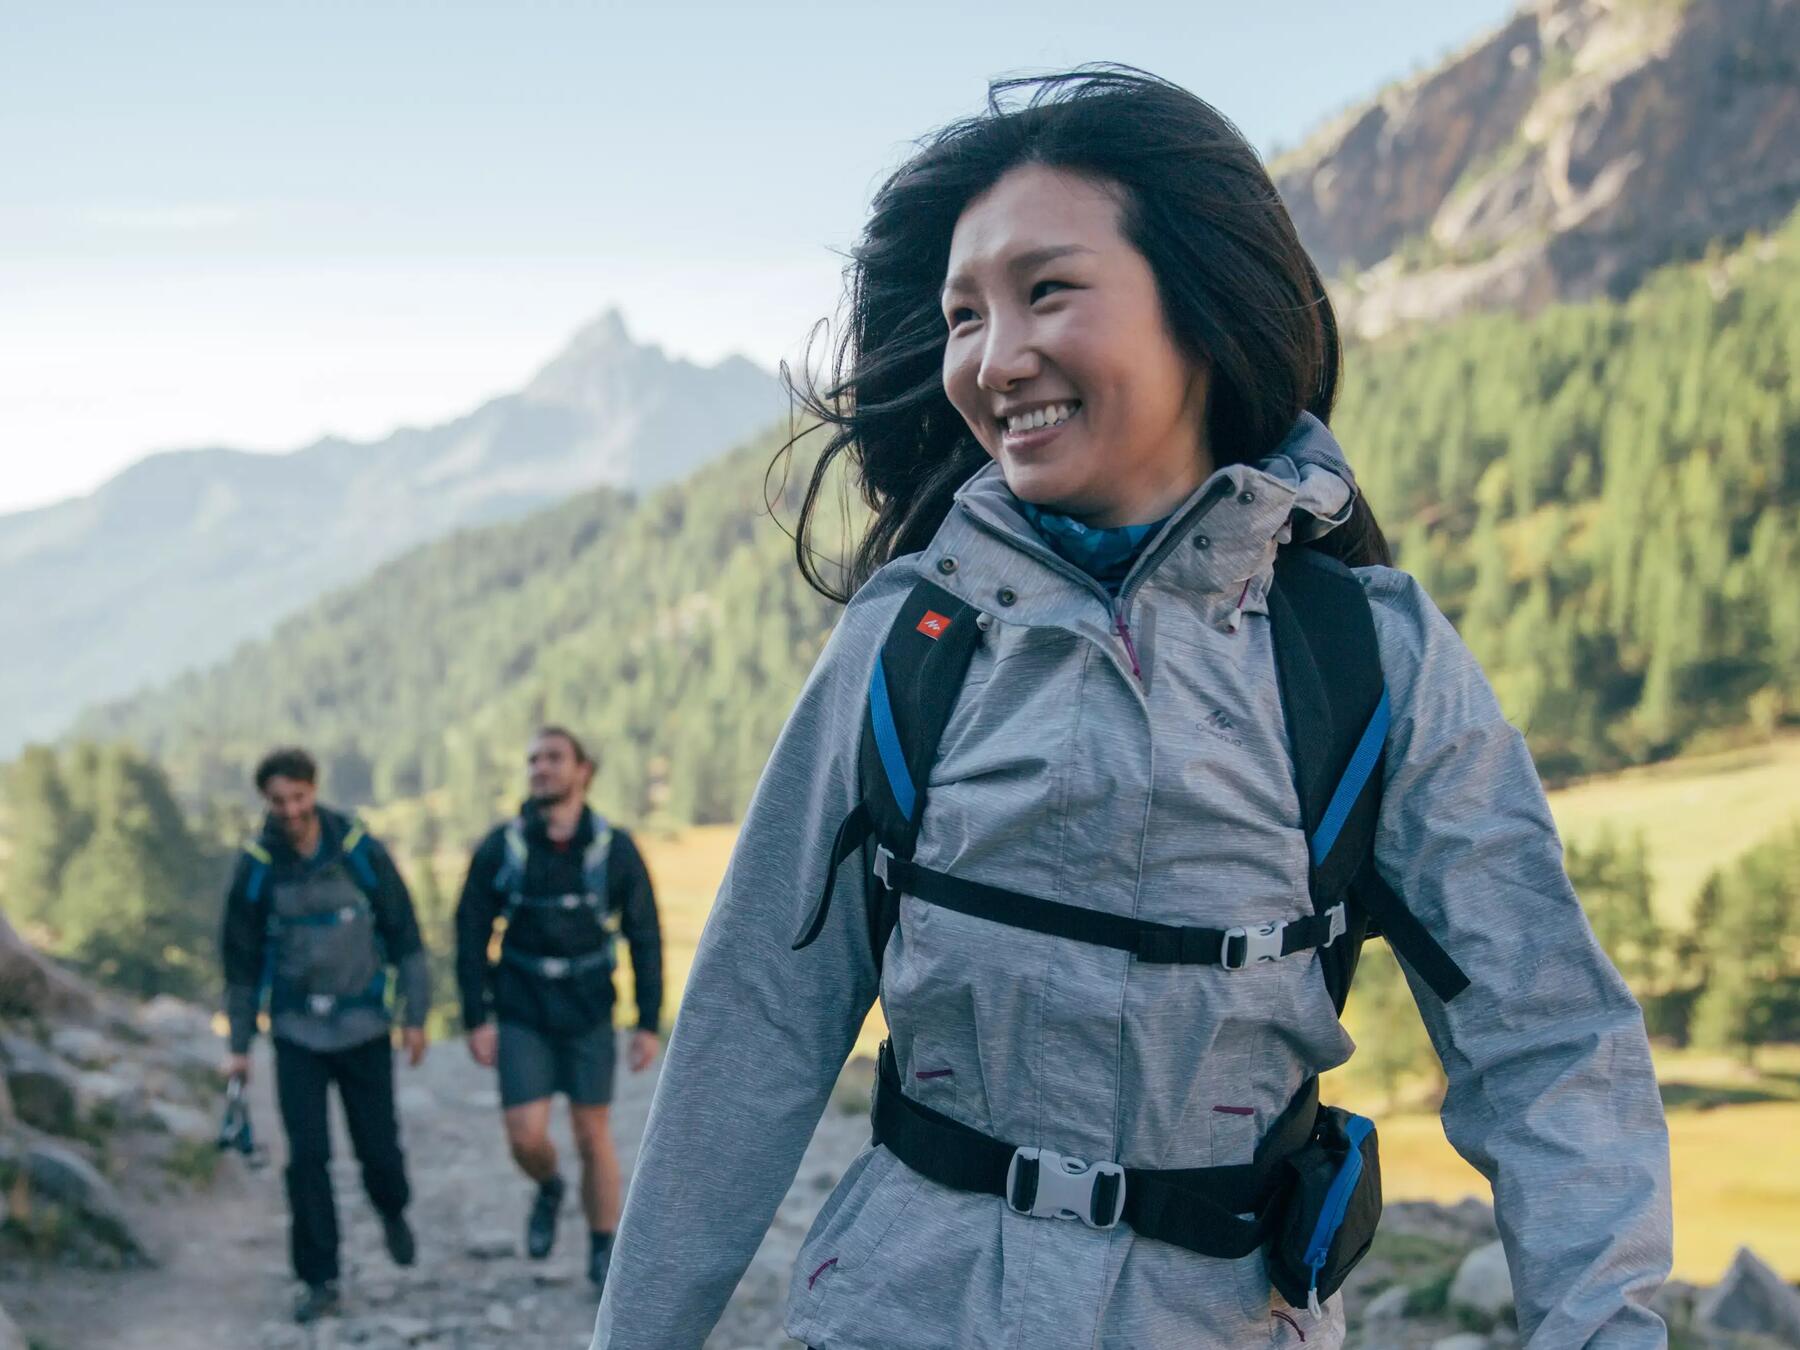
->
[[1269, 549, 1469, 1008], [495, 818, 529, 897], [243, 841, 273, 905], [583, 818, 615, 899], [792, 579, 984, 963], [338, 818, 381, 902]]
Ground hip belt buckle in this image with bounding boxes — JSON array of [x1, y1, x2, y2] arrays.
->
[[306, 993, 336, 1016], [1222, 919, 1286, 970], [1006, 1147, 1127, 1230], [537, 956, 571, 979]]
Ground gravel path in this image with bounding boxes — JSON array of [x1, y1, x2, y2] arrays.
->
[[2, 1033, 872, 1350]]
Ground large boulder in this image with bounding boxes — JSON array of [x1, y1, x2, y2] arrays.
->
[[0, 1298, 26, 1350], [0, 1136, 149, 1260], [1695, 1247, 1800, 1344], [49, 1025, 121, 1069], [0, 1034, 79, 1135], [0, 906, 95, 1018], [1449, 1239, 1515, 1320]]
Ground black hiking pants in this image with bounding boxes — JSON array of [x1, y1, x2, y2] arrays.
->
[[274, 1034, 410, 1285]]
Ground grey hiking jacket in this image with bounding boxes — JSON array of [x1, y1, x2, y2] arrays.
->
[[594, 426, 1672, 1350]]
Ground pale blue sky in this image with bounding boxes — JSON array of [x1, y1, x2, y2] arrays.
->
[[0, 0, 1513, 512]]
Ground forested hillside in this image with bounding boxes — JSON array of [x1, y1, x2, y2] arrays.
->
[[82, 210, 1800, 832], [83, 433, 844, 835]]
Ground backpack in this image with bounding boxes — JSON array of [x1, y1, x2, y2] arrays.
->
[[794, 548, 1469, 1008], [245, 819, 388, 1016], [490, 815, 621, 980], [789, 547, 1471, 1310]]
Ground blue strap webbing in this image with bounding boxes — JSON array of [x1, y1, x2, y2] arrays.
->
[[868, 657, 917, 823], [1310, 686, 1390, 866]]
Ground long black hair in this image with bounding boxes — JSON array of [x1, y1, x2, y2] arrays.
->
[[781, 66, 1389, 602]]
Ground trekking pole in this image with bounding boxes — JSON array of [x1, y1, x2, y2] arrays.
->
[[216, 1073, 268, 1170]]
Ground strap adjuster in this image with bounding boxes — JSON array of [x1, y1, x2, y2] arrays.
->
[[872, 845, 895, 887], [1222, 919, 1286, 970], [1005, 1147, 1127, 1229], [1323, 902, 1348, 948]]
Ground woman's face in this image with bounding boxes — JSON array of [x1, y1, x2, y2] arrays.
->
[[940, 163, 1211, 527]]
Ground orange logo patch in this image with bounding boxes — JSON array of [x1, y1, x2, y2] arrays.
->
[[916, 610, 951, 639]]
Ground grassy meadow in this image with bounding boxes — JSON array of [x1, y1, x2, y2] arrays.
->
[[564, 739, 1800, 1282]]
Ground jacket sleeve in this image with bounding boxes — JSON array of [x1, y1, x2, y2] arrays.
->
[[610, 830, 664, 1034], [366, 834, 431, 1030], [219, 852, 266, 1055], [590, 578, 905, 1350], [1363, 566, 1673, 1348], [455, 831, 506, 1031]]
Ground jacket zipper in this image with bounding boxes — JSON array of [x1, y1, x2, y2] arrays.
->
[[1109, 478, 1235, 683]]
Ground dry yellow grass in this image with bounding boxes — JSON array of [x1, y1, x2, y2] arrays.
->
[[1332, 1047, 1800, 1283]]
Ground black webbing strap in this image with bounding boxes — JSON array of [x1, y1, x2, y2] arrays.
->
[[1350, 860, 1471, 1002], [791, 802, 874, 951], [499, 945, 615, 980], [878, 853, 1345, 967], [871, 1042, 1318, 1259]]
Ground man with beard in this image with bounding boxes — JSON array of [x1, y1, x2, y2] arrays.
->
[[220, 746, 431, 1324], [455, 727, 663, 1293]]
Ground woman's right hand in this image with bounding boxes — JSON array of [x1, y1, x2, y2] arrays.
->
[[221, 1052, 251, 1083]]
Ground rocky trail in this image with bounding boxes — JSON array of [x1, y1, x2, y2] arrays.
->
[[0, 1011, 872, 1350], [5, 982, 1799, 1350]]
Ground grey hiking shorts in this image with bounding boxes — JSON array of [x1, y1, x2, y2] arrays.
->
[[497, 1020, 616, 1108]]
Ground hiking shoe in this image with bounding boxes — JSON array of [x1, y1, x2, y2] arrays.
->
[[294, 1281, 341, 1324], [381, 1211, 416, 1267], [588, 1240, 612, 1292], [526, 1175, 565, 1260]]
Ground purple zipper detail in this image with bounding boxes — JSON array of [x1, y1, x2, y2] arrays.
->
[[1273, 1309, 1306, 1340], [808, 1256, 838, 1288], [1212, 1104, 1255, 1116], [914, 1068, 954, 1080], [1113, 610, 1143, 680]]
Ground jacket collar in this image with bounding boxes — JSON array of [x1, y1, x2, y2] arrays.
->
[[936, 414, 1357, 624]]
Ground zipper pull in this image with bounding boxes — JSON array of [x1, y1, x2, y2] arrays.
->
[[1227, 579, 1251, 634], [1112, 606, 1143, 681]]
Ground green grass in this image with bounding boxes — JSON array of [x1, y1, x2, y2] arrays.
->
[[1546, 735, 1800, 925]]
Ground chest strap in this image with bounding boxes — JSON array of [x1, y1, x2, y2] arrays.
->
[[507, 891, 607, 913], [501, 946, 616, 980], [872, 1042, 1318, 1258], [875, 848, 1347, 969]]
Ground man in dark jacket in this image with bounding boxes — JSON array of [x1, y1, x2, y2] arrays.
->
[[220, 746, 432, 1324], [455, 726, 663, 1294]]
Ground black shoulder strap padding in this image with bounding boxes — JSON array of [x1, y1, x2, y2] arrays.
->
[[859, 580, 984, 969], [859, 580, 985, 854], [1270, 549, 1384, 1012], [791, 579, 983, 961], [1269, 548, 1469, 1007]]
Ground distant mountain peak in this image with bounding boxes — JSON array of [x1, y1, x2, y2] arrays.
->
[[568, 306, 633, 350]]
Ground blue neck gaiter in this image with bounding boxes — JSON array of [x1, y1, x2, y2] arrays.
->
[[1018, 502, 1171, 597]]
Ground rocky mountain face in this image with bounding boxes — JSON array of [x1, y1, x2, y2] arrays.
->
[[0, 310, 785, 757], [1277, 0, 1800, 336]]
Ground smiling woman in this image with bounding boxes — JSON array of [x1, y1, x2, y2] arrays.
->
[[596, 67, 1673, 1350], [784, 66, 1391, 602]]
